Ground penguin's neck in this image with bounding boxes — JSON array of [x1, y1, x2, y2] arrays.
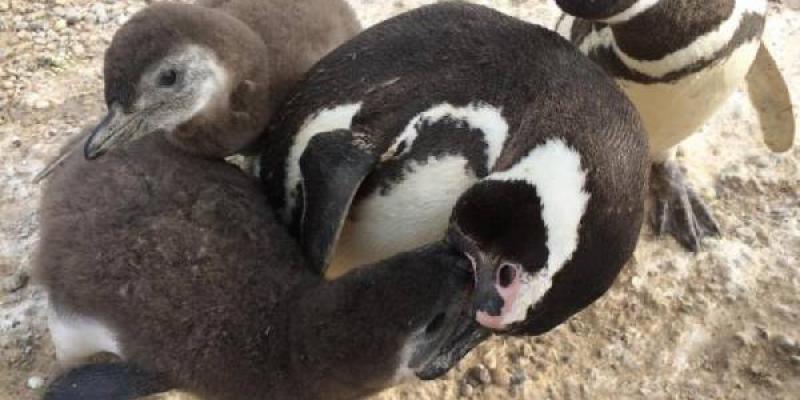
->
[[279, 276, 402, 400], [220, 277, 384, 400]]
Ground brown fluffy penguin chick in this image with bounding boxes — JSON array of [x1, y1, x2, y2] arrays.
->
[[35, 134, 485, 400], [82, 0, 360, 159]]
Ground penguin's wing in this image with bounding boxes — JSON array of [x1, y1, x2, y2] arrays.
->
[[298, 129, 379, 274], [746, 43, 795, 153]]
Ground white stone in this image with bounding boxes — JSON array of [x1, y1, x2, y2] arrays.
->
[[27, 376, 44, 390]]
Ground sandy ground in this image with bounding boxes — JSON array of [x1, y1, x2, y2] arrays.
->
[[0, 0, 798, 399]]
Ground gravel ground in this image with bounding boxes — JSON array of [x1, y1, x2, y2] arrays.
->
[[1, 1, 798, 400]]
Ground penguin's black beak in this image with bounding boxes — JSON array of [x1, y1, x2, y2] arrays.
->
[[472, 259, 524, 332], [414, 317, 489, 380], [472, 262, 505, 324], [84, 108, 137, 160]]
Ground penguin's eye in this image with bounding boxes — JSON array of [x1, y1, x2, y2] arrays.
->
[[157, 69, 179, 87]]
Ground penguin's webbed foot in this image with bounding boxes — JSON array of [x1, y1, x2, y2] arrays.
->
[[650, 161, 720, 252]]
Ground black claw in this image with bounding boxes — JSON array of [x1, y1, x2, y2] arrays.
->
[[654, 199, 668, 236], [649, 161, 720, 252], [687, 187, 721, 237]]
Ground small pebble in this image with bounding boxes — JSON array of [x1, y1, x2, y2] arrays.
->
[[491, 367, 511, 387], [510, 368, 526, 386], [1, 268, 28, 292], [28, 21, 45, 32], [27, 376, 44, 390], [734, 331, 756, 347], [91, 4, 109, 24], [64, 8, 81, 25], [72, 43, 85, 56], [33, 99, 50, 110], [459, 382, 474, 397], [468, 364, 492, 385], [773, 334, 799, 352]]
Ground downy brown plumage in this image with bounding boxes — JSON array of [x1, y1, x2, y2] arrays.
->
[[36, 133, 486, 400]]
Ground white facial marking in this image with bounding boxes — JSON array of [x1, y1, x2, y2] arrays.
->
[[611, 0, 766, 78], [49, 309, 122, 367], [137, 45, 228, 132], [382, 102, 509, 169], [185, 49, 227, 122], [555, 14, 576, 39], [284, 103, 363, 222], [599, 0, 663, 24], [487, 139, 591, 324]]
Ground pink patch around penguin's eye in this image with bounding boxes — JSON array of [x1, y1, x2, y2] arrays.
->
[[475, 263, 523, 330]]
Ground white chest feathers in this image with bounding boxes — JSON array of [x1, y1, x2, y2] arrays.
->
[[49, 308, 122, 367], [326, 155, 478, 278], [623, 39, 761, 155]]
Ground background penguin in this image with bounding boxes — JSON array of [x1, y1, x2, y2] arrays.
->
[[257, 3, 650, 334], [555, 0, 796, 251], [47, 0, 360, 165], [36, 132, 486, 400]]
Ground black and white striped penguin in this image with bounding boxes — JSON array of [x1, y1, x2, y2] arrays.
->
[[36, 132, 485, 400], [35, 0, 360, 181], [258, 3, 650, 333], [555, 0, 796, 251]]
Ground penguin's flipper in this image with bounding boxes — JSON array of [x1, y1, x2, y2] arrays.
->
[[43, 362, 170, 400], [298, 130, 378, 275], [746, 43, 795, 153]]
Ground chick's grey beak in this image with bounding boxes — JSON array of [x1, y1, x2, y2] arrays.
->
[[415, 319, 489, 380], [409, 243, 489, 380], [84, 109, 125, 160]]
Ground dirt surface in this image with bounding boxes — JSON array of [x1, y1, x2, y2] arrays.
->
[[1, 1, 798, 399]]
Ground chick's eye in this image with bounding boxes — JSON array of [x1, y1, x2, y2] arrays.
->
[[158, 69, 178, 87]]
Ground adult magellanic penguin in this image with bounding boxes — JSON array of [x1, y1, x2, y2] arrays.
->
[[555, 0, 796, 251], [36, 132, 485, 400], [258, 3, 650, 333]]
